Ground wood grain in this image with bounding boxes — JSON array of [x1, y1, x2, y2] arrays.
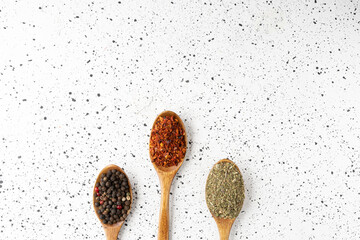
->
[[103, 224, 123, 240], [157, 170, 176, 240], [214, 218, 235, 240]]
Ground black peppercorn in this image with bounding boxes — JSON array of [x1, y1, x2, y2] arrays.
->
[[94, 168, 132, 225]]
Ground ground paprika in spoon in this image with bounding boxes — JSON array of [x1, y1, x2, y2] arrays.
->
[[149, 115, 186, 167]]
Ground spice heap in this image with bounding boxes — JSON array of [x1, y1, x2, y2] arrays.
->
[[94, 169, 131, 225], [150, 115, 186, 167], [206, 161, 245, 219]]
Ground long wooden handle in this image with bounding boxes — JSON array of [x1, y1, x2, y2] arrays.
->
[[158, 176, 173, 240], [104, 226, 121, 240]]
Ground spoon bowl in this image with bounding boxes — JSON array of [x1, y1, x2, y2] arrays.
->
[[206, 159, 245, 240], [93, 164, 133, 240], [149, 110, 187, 240], [150, 111, 187, 173]]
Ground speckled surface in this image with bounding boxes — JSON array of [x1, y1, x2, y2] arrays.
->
[[1, 0, 360, 239]]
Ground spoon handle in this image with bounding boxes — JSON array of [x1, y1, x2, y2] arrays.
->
[[158, 175, 173, 240], [216, 218, 235, 240], [104, 226, 121, 240]]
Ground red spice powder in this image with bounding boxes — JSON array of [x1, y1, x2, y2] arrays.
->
[[150, 115, 186, 167]]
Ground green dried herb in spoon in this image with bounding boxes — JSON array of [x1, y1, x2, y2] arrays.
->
[[206, 160, 245, 219]]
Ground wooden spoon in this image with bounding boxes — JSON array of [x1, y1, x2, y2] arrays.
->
[[206, 159, 245, 240], [93, 164, 133, 240], [149, 111, 187, 240]]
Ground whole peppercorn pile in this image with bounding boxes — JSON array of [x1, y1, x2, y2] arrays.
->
[[94, 169, 131, 225], [150, 115, 186, 167]]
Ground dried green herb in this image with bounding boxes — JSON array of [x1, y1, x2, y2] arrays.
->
[[205, 161, 245, 219]]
